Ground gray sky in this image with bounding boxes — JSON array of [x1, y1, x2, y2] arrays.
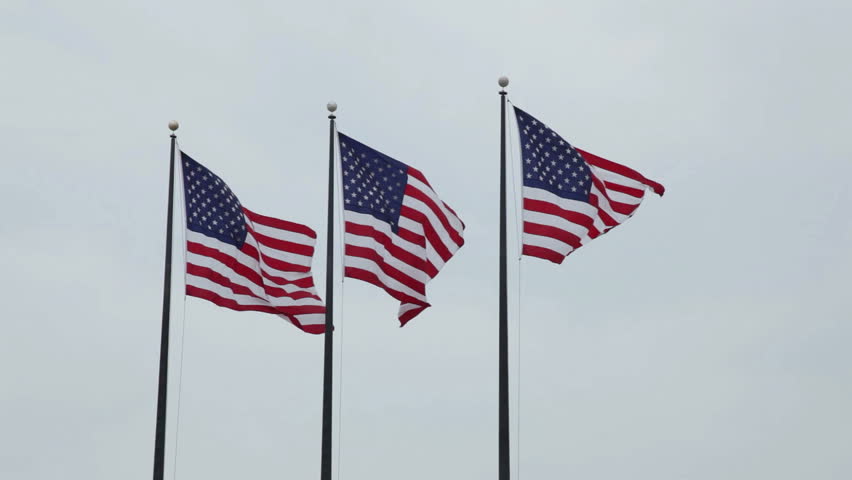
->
[[2, 0, 851, 478]]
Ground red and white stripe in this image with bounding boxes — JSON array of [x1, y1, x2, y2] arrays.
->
[[344, 167, 465, 325], [185, 207, 326, 334], [522, 148, 665, 264]]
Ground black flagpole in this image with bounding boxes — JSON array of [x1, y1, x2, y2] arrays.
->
[[320, 102, 337, 480], [153, 120, 179, 480], [498, 77, 510, 480]]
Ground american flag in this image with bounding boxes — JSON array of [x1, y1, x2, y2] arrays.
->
[[337, 133, 465, 325], [513, 106, 665, 263], [180, 150, 326, 334]]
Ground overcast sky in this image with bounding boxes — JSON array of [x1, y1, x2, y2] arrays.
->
[[2, 1, 851, 479]]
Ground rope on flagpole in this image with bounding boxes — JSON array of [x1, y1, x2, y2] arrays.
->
[[504, 97, 525, 479], [331, 116, 347, 480], [335, 275, 346, 480], [333, 124, 347, 282], [516, 256, 523, 480], [505, 100, 523, 260], [172, 140, 190, 480]]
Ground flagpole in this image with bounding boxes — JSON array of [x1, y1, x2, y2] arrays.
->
[[153, 120, 179, 480], [498, 76, 510, 480], [320, 102, 338, 480]]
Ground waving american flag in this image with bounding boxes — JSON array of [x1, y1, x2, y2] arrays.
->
[[337, 132, 465, 325], [181, 150, 326, 333], [514, 106, 664, 263]]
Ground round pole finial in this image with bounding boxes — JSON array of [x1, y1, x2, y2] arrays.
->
[[498, 76, 509, 88], [168, 120, 179, 132], [327, 102, 338, 113]]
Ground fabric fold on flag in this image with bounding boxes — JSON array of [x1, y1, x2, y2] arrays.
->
[[513, 106, 664, 264], [180, 150, 326, 334], [337, 132, 465, 326]]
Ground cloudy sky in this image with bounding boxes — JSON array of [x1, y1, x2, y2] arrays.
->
[[2, 0, 851, 479]]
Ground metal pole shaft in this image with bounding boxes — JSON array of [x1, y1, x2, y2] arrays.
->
[[498, 90, 510, 480], [153, 133, 176, 480], [320, 114, 336, 480]]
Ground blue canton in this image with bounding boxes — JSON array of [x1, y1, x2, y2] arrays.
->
[[181, 152, 248, 247], [513, 107, 592, 202], [337, 133, 408, 232]]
